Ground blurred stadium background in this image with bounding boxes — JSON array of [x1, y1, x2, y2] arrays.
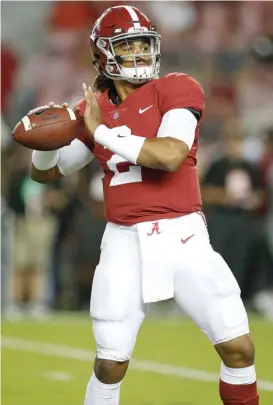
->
[[1, 1, 273, 405]]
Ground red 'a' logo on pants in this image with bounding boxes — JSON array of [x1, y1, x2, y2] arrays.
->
[[147, 221, 161, 236]]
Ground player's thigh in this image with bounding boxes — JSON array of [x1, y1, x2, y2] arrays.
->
[[91, 223, 146, 360], [90, 222, 144, 321], [174, 237, 249, 345]]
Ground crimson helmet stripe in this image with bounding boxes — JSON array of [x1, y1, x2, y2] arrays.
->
[[123, 5, 141, 28]]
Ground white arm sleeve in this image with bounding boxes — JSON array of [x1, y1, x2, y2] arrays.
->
[[156, 108, 198, 150], [57, 138, 94, 175]]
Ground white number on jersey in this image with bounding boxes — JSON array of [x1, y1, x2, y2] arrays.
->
[[107, 154, 142, 186]]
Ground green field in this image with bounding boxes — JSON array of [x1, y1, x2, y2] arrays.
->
[[2, 313, 273, 405]]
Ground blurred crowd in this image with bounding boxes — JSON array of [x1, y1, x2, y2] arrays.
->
[[1, 1, 273, 320]]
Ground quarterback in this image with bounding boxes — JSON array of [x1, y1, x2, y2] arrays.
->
[[30, 5, 259, 405]]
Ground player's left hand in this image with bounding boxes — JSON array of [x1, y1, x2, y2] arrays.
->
[[82, 82, 103, 136]]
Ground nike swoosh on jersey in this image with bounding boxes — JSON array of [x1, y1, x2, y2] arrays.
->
[[181, 234, 195, 244], [139, 105, 153, 114]]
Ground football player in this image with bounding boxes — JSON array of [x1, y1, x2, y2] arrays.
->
[[30, 5, 259, 405]]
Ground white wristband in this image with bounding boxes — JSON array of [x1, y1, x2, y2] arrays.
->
[[32, 149, 60, 170], [94, 125, 145, 164]]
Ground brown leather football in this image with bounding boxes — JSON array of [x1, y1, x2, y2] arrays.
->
[[12, 106, 81, 151]]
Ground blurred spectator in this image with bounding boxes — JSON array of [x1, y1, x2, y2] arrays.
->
[[13, 30, 94, 122], [202, 120, 264, 297], [1, 117, 14, 314], [4, 146, 56, 319], [48, 1, 96, 32], [1, 196, 14, 314], [49, 164, 105, 311], [143, 1, 197, 52], [74, 166, 106, 310], [48, 0, 125, 33], [1, 1, 50, 62], [1, 44, 18, 119], [261, 128, 273, 256], [252, 128, 273, 318], [202, 76, 238, 143], [1, 114, 12, 152], [236, 35, 273, 140]]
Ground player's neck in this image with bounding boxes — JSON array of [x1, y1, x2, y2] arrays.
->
[[114, 80, 143, 102]]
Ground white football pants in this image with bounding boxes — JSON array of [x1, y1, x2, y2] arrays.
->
[[90, 212, 249, 361]]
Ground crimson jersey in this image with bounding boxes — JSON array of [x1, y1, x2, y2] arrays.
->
[[76, 73, 205, 225]]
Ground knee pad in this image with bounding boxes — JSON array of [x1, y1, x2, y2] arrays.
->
[[210, 295, 250, 345], [92, 311, 144, 362]]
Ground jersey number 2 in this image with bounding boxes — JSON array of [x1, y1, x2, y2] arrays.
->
[[107, 154, 142, 186]]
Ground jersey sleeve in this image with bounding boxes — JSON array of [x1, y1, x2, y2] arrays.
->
[[58, 138, 94, 176], [74, 98, 95, 152], [157, 73, 205, 118], [156, 108, 197, 149]]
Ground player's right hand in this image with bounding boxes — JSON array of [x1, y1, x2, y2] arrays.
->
[[82, 83, 103, 136]]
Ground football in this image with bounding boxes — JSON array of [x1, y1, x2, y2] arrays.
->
[[12, 106, 81, 151]]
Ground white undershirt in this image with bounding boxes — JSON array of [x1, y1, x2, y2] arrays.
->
[[57, 138, 94, 175], [156, 108, 197, 150]]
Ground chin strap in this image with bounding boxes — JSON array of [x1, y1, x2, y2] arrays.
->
[[119, 66, 154, 84]]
